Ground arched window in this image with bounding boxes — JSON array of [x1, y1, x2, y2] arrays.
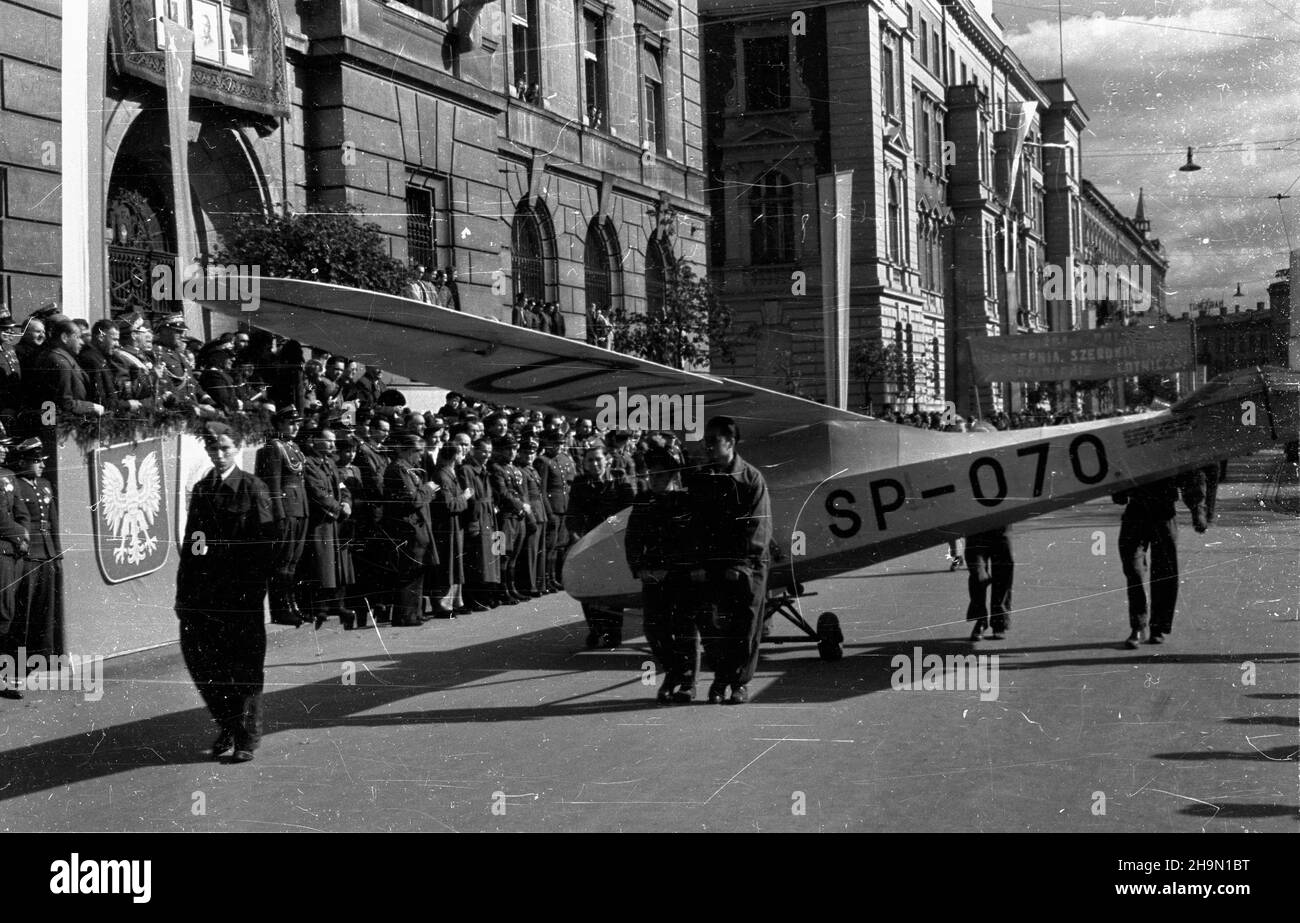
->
[[512, 198, 554, 303], [887, 177, 901, 262], [584, 218, 621, 314], [749, 172, 795, 263], [645, 232, 671, 319]]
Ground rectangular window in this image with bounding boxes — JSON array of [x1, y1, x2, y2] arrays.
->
[[984, 223, 995, 296], [512, 0, 541, 99], [960, 60, 966, 85], [405, 185, 436, 270], [582, 11, 606, 127], [642, 43, 665, 152], [919, 97, 931, 169], [918, 22, 927, 66], [882, 40, 896, 117], [932, 29, 941, 74], [744, 35, 790, 111]]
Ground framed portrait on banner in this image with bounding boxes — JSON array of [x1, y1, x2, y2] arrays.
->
[[192, 0, 223, 64], [224, 6, 252, 72], [154, 0, 188, 50]]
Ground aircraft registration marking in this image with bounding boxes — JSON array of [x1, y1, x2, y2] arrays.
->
[[825, 433, 1111, 539]]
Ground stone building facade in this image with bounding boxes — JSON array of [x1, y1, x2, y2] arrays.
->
[[33, 0, 709, 343]]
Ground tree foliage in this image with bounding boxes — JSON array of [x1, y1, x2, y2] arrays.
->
[[212, 204, 409, 295], [609, 253, 733, 370]]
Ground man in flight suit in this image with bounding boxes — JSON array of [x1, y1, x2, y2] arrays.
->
[[685, 417, 771, 705], [1114, 467, 1215, 648], [625, 446, 699, 703]]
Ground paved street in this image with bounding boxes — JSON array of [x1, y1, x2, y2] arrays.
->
[[1, 480, 1295, 833]]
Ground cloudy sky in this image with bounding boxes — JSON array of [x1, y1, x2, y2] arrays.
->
[[991, 0, 1299, 315]]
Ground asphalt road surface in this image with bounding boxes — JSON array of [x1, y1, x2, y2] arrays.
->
[[1, 483, 1295, 833]]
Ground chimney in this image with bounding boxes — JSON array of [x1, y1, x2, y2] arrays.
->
[[1257, 301, 1265, 312]]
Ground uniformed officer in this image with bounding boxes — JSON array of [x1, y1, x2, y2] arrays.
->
[[381, 431, 439, 626], [567, 444, 636, 648], [255, 408, 310, 626], [9, 438, 61, 661], [487, 435, 527, 604], [153, 313, 213, 416], [301, 427, 356, 629], [535, 431, 572, 592], [0, 432, 30, 699], [514, 439, 547, 597], [685, 417, 772, 705], [1114, 468, 1213, 648], [626, 446, 700, 703], [353, 415, 390, 620], [428, 442, 471, 616], [176, 423, 275, 762]]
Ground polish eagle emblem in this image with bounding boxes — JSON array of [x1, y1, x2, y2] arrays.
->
[[100, 451, 163, 565]]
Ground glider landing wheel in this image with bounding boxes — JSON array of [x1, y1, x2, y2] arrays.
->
[[816, 612, 843, 661]]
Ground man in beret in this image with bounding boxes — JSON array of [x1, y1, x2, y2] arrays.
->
[[176, 423, 275, 762]]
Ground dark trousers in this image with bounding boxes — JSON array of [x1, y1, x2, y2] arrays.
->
[[1119, 515, 1178, 634], [515, 522, 542, 593], [965, 532, 1014, 632], [697, 567, 768, 686], [14, 555, 60, 658], [497, 518, 522, 593], [0, 552, 19, 650], [581, 601, 623, 636], [390, 570, 426, 625], [642, 577, 700, 683], [544, 516, 568, 585], [179, 610, 266, 749]]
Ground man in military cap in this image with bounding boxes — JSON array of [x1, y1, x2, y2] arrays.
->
[[256, 408, 310, 626], [514, 438, 547, 597], [0, 427, 30, 699], [176, 423, 275, 762], [301, 427, 357, 629], [535, 431, 572, 593], [111, 314, 160, 412], [153, 313, 213, 415], [9, 438, 60, 660], [487, 434, 527, 604]]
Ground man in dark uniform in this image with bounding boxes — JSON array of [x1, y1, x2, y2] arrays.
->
[[460, 435, 500, 610], [301, 427, 356, 628], [535, 431, 571, 592], [488, 435, 527, 604], [0, 431, 30, 699], [514, 439, 547, 597], [0, 310, 24, 428], [8, 438, 60, 661], [567, 444, 636, 648], [255, 408, 310, 626], [685, 416, 771, 705], [1114, 468, 1213, 648], [965, 526, 1014, 641], [111, 314, 160, 413], [381, 431, 439, 626], [626, 446, 699, 703], [428, 442, 470, 617], [153, 313, 214, 416], [176, 423, 275, 762]]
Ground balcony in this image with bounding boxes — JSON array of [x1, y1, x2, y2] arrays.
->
[[108, 246, 178, 320]]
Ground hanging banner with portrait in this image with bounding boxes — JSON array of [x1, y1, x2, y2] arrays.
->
[[108, 0, 290, 121]]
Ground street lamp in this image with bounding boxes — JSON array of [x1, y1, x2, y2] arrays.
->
[[1179, 147, 1201, 172]]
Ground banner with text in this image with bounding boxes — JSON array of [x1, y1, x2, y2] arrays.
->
[[969, 325, 1193, 384]]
